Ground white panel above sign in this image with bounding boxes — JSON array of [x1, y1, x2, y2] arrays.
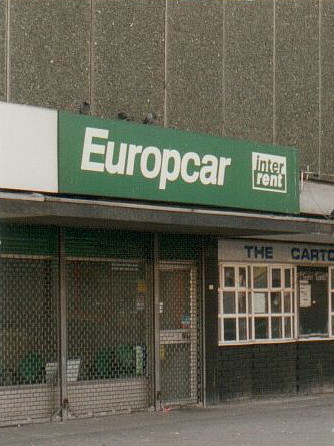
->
[[218, 239, 334, 265], [0, 102, 58, 192], [300, 180, 334, 216]]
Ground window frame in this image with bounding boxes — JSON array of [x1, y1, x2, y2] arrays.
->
[[219, 262, 297, 346]]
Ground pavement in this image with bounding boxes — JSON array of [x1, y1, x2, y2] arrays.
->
[[2, 394, 334, 446]]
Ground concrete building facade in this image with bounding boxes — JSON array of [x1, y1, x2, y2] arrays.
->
[[1, 0, 334, 426], [1, 0, 334, 177]]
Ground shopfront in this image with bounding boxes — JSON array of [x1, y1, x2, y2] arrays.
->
[[216, 239, 334, 400], [0, 225, 204, 425], [3, 100, 333, 424]]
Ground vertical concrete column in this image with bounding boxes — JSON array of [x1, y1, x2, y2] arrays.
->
[[320, 0, 334, 175], [9, 0, 90, 111], [224, 0, 274, 144], [92, 0, 165, 123], [275, 0, 319, 172], [166, 0, 224, 136]]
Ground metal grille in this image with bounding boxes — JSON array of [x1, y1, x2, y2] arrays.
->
[[159, 261, 200, 405], [66, 258, 153, 416], [0, 227, 202, 424], [0, 256, 58, 425]]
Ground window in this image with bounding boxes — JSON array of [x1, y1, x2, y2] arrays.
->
[[219, 264, 296, 344], [329, 268, 334, 336]]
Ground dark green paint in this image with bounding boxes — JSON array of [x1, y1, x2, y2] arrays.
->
[[58, 111, 300, 214], [0, 225, 58, 256], [64, 228, 151, 259]]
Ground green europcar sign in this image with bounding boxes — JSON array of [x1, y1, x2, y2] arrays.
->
[[58, 111, 300, 214]]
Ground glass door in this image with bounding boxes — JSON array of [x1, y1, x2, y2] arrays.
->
[[298, 266, 328, 336]]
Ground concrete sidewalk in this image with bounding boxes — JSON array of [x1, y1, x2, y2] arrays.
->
[[1, 394, 334, 446]]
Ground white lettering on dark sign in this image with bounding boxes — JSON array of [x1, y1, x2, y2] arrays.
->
[[80, 127, 232, 191]]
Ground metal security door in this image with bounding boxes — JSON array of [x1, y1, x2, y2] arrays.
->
[[159, 262, 199, 405]]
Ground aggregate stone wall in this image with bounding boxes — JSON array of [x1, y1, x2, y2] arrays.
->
[[0, 0, 6, 101], [2, 0, 334, 174]]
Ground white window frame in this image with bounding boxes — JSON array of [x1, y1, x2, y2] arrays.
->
[[219, 263, 297, 345]]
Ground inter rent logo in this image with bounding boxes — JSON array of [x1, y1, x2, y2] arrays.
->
[[252, 152, 287, 193]]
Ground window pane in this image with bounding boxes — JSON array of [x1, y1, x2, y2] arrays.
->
[[239, 318, 247, 340], [285, 269, 291, 288], [253, 266, 268, 288], [223, 292, 235, 314], [272, 317, 282, 339], [272, 269, 281, 288], [284, 317, 292, 338], [224, 319, 236, 341], [331, 271, 334, 289], [254, 292, 268, 314], [238, 292, 247, 314], [255, 318, 269, 339], [284, 292, 291, 313], [248, 292, 252, 313], [332, 316, 334, 336], [249, 318, 253, 339], [239, 267, 246, 288], [271, 292, 282, 313], [331, 292, 334, 312], [224, 267, 235, 287]]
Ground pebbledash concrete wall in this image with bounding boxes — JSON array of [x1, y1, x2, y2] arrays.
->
[[1, 0, 334, 175]]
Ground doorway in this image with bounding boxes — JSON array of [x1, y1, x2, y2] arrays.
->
[[158, 262, 199, 405], [298, 266, 328, 336]]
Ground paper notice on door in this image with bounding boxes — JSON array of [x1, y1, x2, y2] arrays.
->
[[300, 281, 311, 307]]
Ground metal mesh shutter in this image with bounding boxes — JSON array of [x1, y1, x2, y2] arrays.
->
[[158, 234, 202, 406], [65, 229, 154, 417], [0, 234, 59, 426], [0, 226, 203, 423], [159, 261, 202, 406]]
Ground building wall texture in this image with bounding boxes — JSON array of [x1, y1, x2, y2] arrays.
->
[[1, 0, 334, 176], [213, 341, 334, 402]]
